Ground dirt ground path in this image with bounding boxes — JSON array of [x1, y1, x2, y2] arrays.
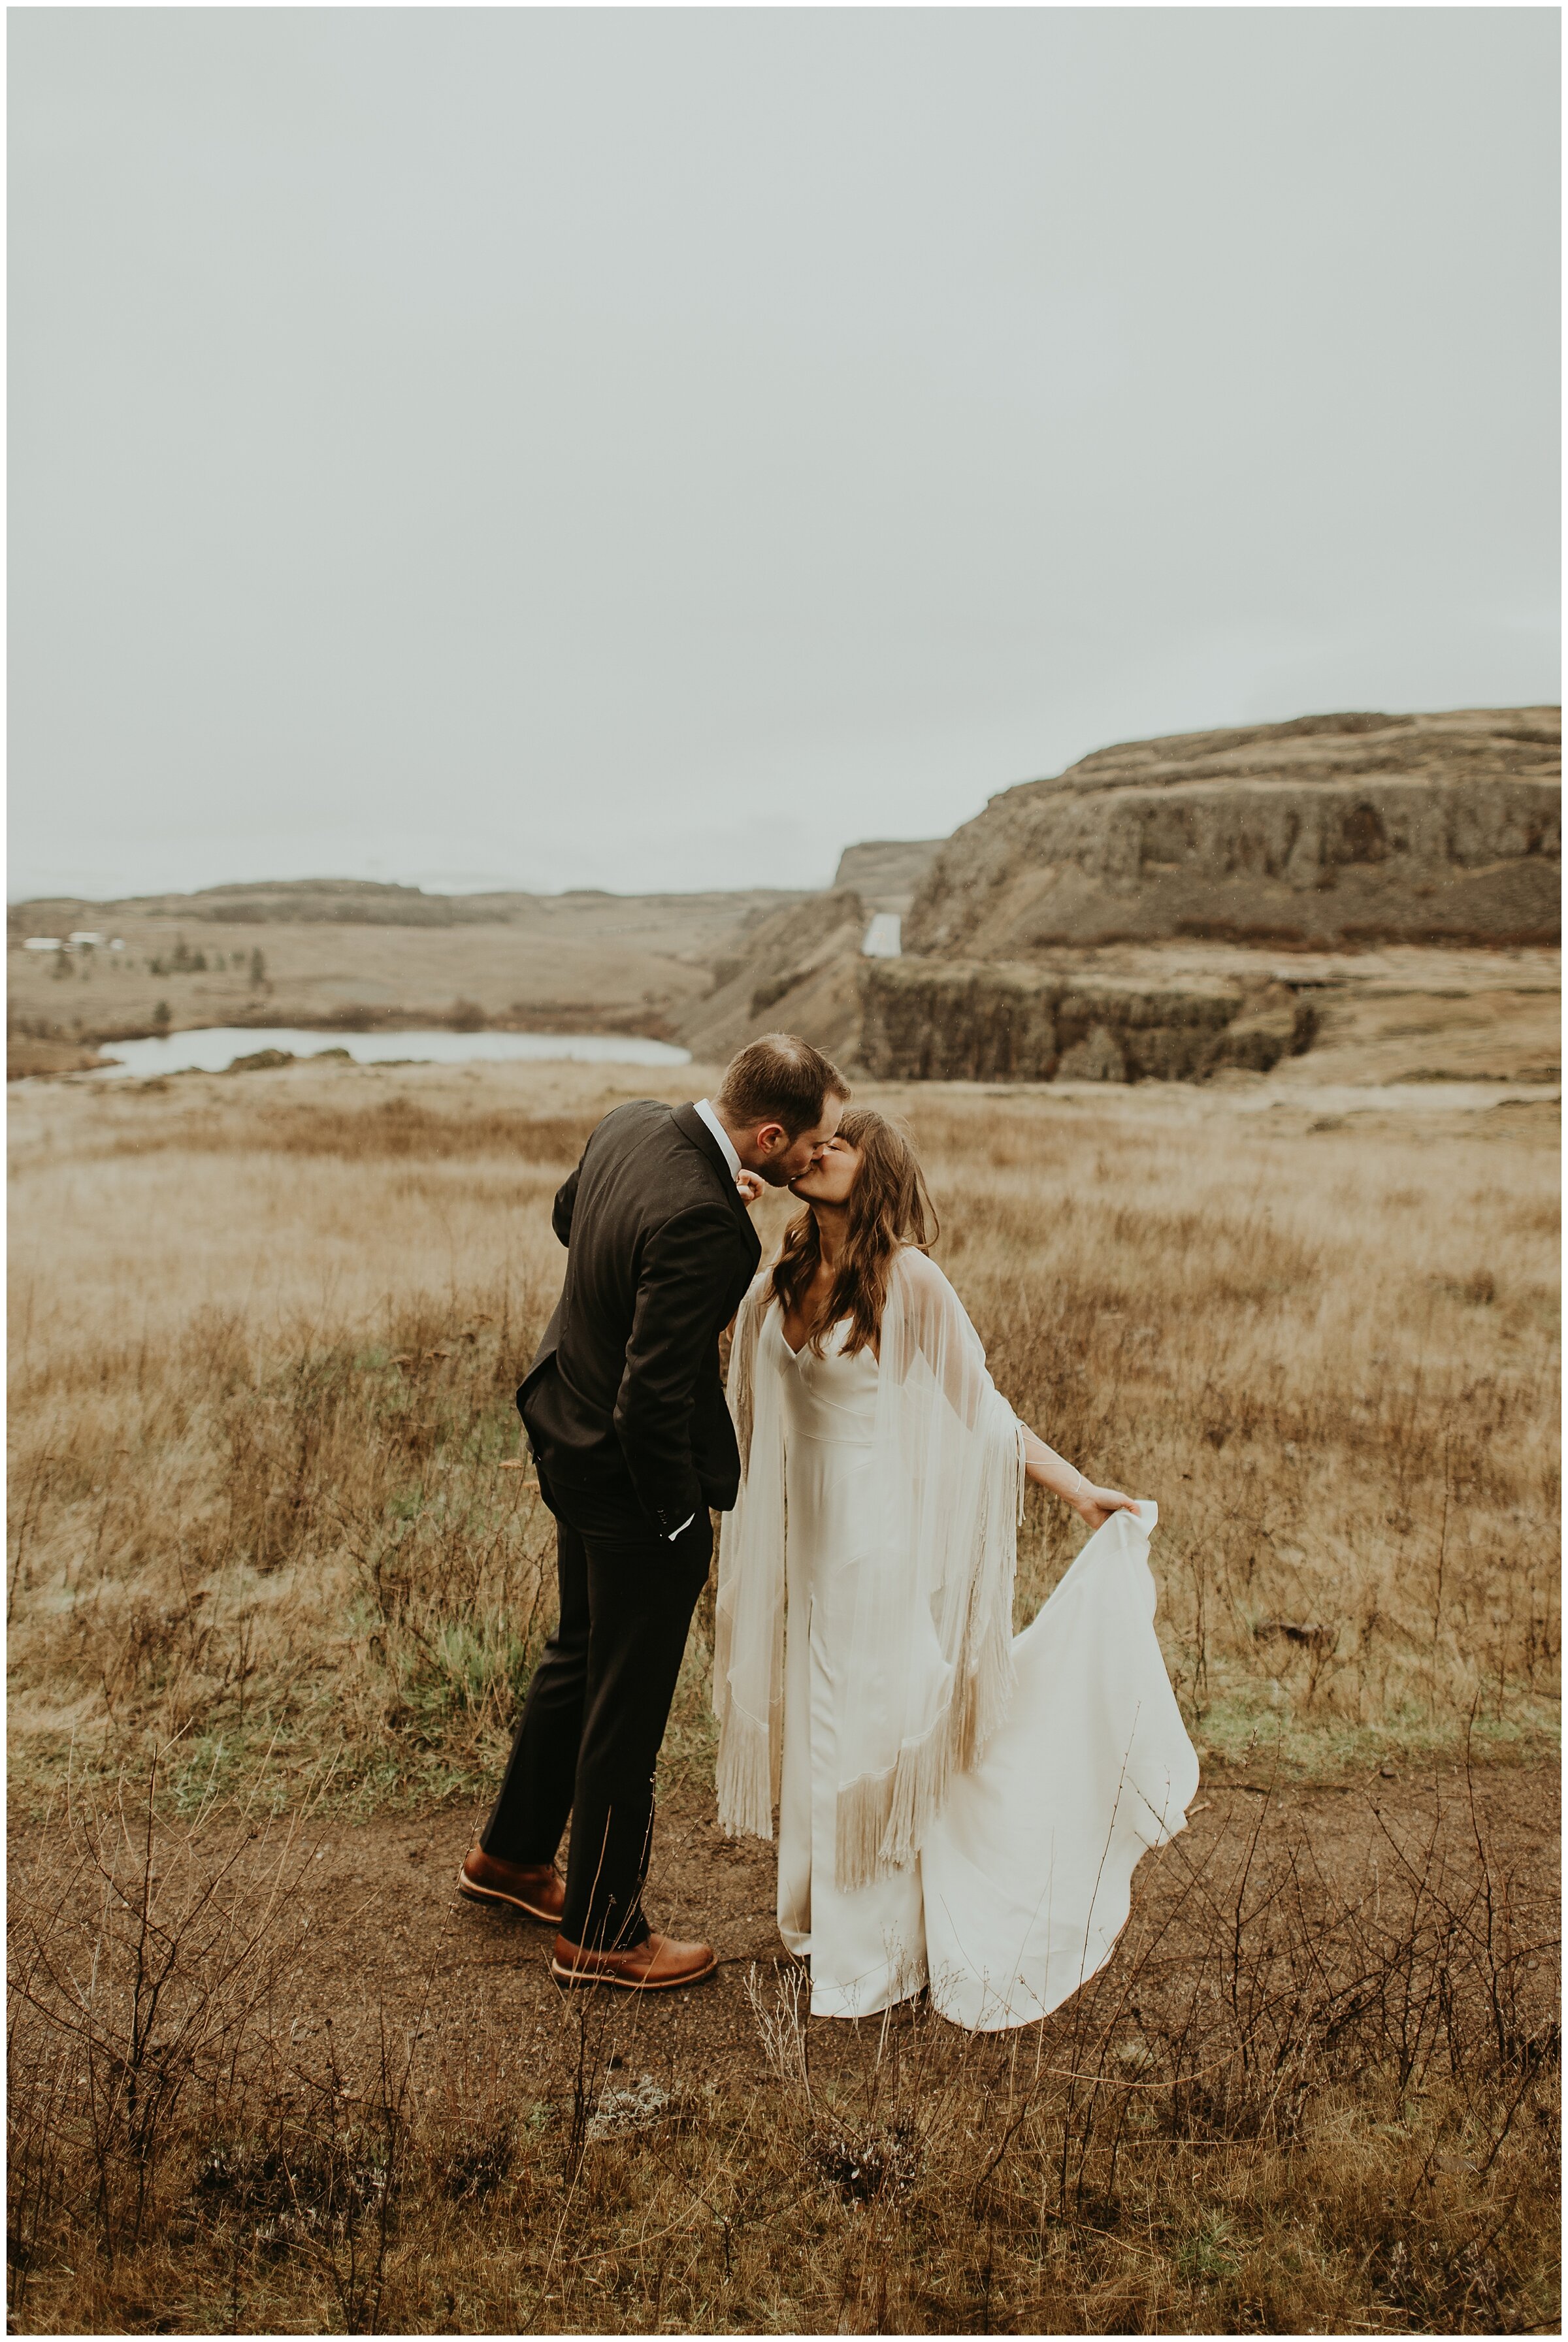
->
[[8, 1758, 1558, 2335], [24, 1760, 1547, 2117]]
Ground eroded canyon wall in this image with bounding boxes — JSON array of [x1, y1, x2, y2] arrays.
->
[[906, 709, 1560, 957], [858, 958, 1313, 1083]]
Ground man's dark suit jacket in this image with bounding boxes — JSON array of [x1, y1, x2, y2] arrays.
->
[[517, 1101, 762, 1537]]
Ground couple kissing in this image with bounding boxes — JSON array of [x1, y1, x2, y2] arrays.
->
[[457, 1035, 1197, 2031]]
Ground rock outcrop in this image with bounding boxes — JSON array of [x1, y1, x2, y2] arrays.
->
[[906, 709, 1560, 956], [831, 838, 943, 911], [858, 958, 1313, 1084], [674, 889, 868, 1066]]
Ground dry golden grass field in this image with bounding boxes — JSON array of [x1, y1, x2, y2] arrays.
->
[[7, 1059, 1560, 2333]]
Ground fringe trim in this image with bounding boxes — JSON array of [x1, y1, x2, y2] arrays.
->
[[716, 1710, 774, 1844], [768, 1601, 786, 1813], [712, 1305, 785, 1846], [834, 1407, 1021, 1892]]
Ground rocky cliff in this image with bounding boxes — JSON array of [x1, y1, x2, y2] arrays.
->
[[831, 838, 943, 911], [674, 889, 868, 1066], [906, 709, 1560, 956], [858, 958, 1313, 1084]]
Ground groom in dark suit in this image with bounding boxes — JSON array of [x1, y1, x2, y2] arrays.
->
[[459, 1033, 849, 1989]]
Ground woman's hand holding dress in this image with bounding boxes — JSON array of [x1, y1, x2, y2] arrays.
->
[[1063, 1479, 1141, 1531]]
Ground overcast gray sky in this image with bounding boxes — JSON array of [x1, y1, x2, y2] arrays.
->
[[9, 7, 1560, 902]]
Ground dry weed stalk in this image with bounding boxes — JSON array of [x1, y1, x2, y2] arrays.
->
[[7, 1740, 323, 2307]]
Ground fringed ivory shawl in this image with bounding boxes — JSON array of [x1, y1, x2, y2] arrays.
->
[[713, 1246, 1024, 1891]]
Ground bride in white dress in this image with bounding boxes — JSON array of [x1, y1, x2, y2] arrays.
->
[[713, 1109, 1198, 2032]]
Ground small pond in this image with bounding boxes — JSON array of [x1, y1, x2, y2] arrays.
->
[[91, 1026, 692, 1079]]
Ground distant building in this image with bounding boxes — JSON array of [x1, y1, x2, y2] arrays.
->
[[861, 913, 902, 958], [69, 932, 105, 947], [22, 937, 62, 951]]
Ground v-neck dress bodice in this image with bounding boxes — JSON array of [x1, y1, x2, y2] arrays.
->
[[770, 1310, 879, 1437]]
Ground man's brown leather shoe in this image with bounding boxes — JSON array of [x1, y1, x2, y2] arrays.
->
[[551, 1930, 717, 1991], [456, 1846, 566, 1925]]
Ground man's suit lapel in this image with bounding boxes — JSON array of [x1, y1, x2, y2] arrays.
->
[[671, 1102, 762, 1269]]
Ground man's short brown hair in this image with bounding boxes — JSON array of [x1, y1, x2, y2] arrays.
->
[[715, 1033, 850, 1137]]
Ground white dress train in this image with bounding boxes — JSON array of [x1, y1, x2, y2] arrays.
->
[[770, 1307, 1199, 2030]]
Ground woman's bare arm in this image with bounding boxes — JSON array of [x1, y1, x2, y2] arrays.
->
[[1019, 1424, 1141, 1532]]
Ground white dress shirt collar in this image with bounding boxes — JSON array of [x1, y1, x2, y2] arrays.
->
[[693, 1096, 743, 1186]]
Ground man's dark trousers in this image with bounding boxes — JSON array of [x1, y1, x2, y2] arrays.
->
[[480, 1469, 712, 1951]]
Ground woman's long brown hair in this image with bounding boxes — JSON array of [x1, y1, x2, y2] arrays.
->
[[767, 1107, 939, 1356]]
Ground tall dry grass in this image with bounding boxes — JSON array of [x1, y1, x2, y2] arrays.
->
[[9, 1079, 602, 1812], [7, 1064, 1560, 2332], [8, 1068, 1558, 1809], [904, 1090, 1560, 1770]]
